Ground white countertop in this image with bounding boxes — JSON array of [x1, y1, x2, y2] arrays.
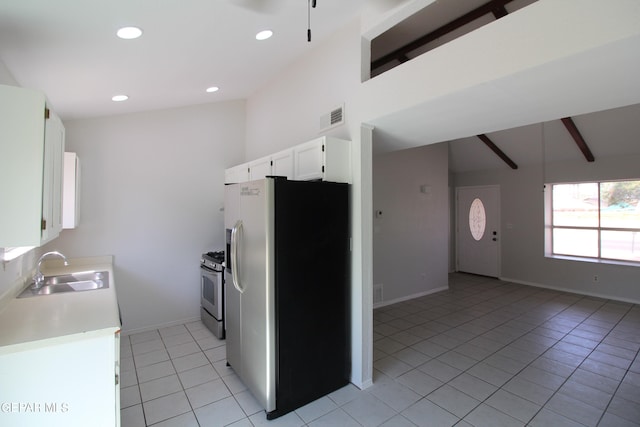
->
[[0, 256, 121, 355]]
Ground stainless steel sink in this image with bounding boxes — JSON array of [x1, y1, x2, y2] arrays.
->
[[18, 271, 109, 298]]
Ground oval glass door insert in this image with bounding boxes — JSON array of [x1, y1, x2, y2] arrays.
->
[[469, 198, 486, 241]]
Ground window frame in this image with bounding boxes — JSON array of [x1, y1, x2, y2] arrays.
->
[[545, 179, 640, 266]]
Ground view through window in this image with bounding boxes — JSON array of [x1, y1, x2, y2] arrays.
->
[[550, 180, 640, 263]]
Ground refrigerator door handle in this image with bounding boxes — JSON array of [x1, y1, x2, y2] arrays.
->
[[231, 220, 244, 293]]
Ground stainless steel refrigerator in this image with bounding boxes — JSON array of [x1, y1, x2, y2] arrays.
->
[[224, 177, 350, 420]]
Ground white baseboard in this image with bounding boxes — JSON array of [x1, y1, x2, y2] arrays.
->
[[373, 286, 449, 309], [500, 277, 640, 305], [358, 378, 373, 390], [122, 316, 201, 336]]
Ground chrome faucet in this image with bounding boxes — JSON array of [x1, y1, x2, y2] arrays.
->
[[33, 251, 69, 289]]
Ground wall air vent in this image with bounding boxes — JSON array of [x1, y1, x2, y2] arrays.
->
[[319, 104, 344, 132]]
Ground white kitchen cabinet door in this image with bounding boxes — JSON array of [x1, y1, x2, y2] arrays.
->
[[271, 149, 294, 179], [41, 111, 65, 244], [249, 150, 293, 181], [0, 84, 65, 247], [322, 137, 351, 183], [294, 139, 324, 181], [249, 156, 272, 180], [0, 332, 120, 427], [293, 136, 351, 183], [63, 152, 80, 229], [225, 163, 250, 184]]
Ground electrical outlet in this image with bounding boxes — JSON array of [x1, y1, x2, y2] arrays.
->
[[594, 275, 599, 282]]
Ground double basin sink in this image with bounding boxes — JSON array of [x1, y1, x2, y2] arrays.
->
[[18, 270, 109, 298]]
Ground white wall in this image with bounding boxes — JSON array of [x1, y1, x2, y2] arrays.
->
[[373, 143, 449, 305], [360, 0, 640, 152], [245, 21, 361, 158], [44, 101, 246, 333], [0, 61, 18, 86], [454, 154, 640, 303]]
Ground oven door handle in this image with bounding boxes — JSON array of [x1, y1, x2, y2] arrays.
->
[[231, 220, 244, 293]]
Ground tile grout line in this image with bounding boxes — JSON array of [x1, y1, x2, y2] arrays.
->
[[517, 299, 632, 426], [375, 277, 638, 426], [591, 305, 640, 427], [124, 275, 639, 427], [375, 280, 565, 423]]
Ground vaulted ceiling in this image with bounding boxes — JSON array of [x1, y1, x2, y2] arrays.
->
[[0, 0, 371, 120], [365, 0, 640, 171], [448, 103, 640, 173], [371, 0, 538, 77], [2, 0, 638, 174]]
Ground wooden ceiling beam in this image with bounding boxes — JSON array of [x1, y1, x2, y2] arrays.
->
[[561, 117, 595, 162], [371, 0, 516, 71], [477, 134, 518, 169], [492, 5, 509, 19]]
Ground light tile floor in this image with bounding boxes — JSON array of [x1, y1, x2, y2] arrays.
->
[[120, 273, 640, 426]]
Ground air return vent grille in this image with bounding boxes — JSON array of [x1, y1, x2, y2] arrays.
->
[[319, 104, 344, 132]]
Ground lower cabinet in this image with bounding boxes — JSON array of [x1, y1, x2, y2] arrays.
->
[[0, 331, 120, 427]]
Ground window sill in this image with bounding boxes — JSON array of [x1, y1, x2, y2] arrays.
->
[[545, 254, 640, 268]]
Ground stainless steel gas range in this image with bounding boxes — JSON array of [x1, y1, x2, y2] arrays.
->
[[200, 251, 224, 339]]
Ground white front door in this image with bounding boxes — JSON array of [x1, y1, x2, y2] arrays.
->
[[456, 185, 500, 278]]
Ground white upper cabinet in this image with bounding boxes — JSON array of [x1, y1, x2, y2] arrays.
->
[[247, 149, 294, 181], [225, 137, 350, 185], [63, 152, 80, 229], [41, 110, 65, 244], [0, 85, 65, 247], [271, 149, 294, 179], [293, 136, 351, 183], [248, 156, 273, 181], [225, 163, 250, 184]]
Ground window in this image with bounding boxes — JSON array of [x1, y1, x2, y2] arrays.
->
[[547, 180, 640, 263], [469, 198, 486, 241]]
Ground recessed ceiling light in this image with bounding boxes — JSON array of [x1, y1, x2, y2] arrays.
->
[[112, 95, 129, 102], [117, 26, 143, 39], [255, 30, 273, 41], [206, 86, 220, 93]]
